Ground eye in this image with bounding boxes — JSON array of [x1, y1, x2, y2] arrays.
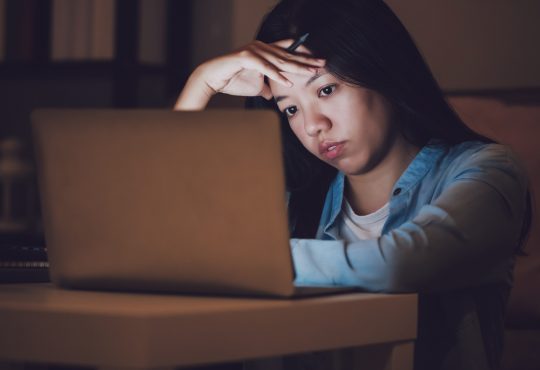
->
[[283, 106, 298, 118], [318, 84, 336, 97]]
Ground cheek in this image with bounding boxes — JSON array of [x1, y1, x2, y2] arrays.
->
[[290, 122, 308, 145], [289, 121, 321, 155], [349, 95, 392, 140]]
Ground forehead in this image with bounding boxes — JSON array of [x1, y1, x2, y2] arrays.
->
[[268, 43, 318, 82], [269, 67, 331, 96]]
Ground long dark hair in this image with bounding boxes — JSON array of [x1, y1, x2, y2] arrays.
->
[[245, 0, 532, 252]]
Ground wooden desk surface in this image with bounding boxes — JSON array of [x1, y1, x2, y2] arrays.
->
[[0, 283, 417, 369]]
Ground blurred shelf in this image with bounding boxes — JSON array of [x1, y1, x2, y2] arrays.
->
[[0, 61, 169, 80]]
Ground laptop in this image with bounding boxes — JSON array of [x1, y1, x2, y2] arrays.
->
[[31, 109, 353, 298]]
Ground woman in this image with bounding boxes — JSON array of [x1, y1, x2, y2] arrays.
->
[[175, 1, 532, 369]]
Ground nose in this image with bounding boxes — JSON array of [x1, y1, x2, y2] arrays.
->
[[303, 110, 331, 137]]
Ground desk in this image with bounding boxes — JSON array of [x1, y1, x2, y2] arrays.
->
[[0, 283, 417, 370]]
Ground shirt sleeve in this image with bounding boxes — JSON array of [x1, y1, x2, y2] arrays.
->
[[290, 145, 529, 293]]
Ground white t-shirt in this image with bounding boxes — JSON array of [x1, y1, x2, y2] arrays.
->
[[339, 199, 389, 241]]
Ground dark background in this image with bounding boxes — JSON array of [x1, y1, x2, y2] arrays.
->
[[0, 0, 192, 245]]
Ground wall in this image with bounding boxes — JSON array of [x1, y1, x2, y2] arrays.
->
[[190, 0, 233, 69], [190, 0, 277, 69], [385, 0, 540, 90], [231, 0, 278, 49]]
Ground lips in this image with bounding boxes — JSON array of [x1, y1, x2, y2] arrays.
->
[[319, 141, 346, 160]]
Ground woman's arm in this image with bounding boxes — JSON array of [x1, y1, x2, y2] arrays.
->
[[172, 40, 326, 111], [173, 65, 217, 111], [291, 146, 529, 293]]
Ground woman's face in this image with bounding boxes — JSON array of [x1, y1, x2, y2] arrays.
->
[[269, 65, 398, 176]]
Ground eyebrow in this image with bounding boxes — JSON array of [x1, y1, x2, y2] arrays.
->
[[274, 72, 328, 104]]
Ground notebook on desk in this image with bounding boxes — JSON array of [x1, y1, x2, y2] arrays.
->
[[31, 109, 352, 298]]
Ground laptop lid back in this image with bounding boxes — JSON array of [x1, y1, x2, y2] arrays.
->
[[32, 109, 295, 296]]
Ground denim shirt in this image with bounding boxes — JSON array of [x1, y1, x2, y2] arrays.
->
[[290, 140, 528, 370]]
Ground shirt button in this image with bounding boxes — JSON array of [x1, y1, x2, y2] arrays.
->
[[393, 188, 402, 196]]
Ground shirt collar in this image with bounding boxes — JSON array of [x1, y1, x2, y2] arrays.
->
[[323, 141, 448, 233], [393, 141, 448, 195]]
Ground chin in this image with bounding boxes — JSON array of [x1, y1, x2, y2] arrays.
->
[[334, 157, 371, 176], [341, 167, 369, 176]]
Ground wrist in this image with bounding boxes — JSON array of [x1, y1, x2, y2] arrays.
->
[[174, 66, 216, 111]]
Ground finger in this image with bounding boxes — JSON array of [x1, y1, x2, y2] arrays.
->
[[248, 43, 322, 75], [267, 40, 326, 66], [250, 40, 326, 68], [252, 43, 326, 68], [258, 84, 273, 100], [249, 48, 318, 76], [271, 39, 295, 48], [241, 56, 292, 87], [277, 49, 327, 67]]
